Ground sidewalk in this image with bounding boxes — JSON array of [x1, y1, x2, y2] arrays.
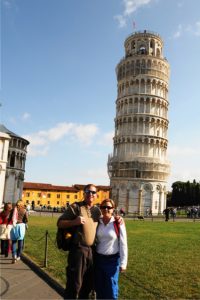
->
[[0, 254, 64, 299]]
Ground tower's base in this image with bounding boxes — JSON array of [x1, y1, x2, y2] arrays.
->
[[110, 179, 167, 215]]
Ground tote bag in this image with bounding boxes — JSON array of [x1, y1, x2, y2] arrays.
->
[[0, 224, 12, 240]]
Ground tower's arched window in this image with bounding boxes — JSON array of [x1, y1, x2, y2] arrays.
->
[[136, 60, 140, 75], [150, 40, 154, 55], [131, 41, 135, 50], [136, 170, 140, 178], [139, 45, 147, 55], [150, 40, 154, 48], [10, 151, 15, 167]]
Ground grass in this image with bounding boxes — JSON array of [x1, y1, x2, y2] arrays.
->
[[24, 215, 200, 299]]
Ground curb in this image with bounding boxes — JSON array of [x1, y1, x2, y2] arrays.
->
[[21, 253, 65, 298]]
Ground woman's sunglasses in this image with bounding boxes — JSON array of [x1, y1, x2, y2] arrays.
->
[[100, 206, 113, 210]]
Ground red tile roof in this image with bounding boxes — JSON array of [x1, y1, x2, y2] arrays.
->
[[23, 182, 110, 192], [23, 182, 78, 192]]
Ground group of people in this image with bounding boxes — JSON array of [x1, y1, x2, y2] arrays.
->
[[1, 185, 126, 299], [0, 200, 28, 263], [57, 183, 128, 300], [186, 207, 200, 218]]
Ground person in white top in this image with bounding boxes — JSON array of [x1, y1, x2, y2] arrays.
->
[[94, 199, 128, 300]]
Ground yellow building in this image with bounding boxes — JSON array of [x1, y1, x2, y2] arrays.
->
[[22, 182, 110, 209]]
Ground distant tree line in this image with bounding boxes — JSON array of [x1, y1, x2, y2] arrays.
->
[[168, 180, 200, 207]]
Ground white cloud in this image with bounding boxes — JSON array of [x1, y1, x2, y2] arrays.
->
[[194, 21, 200, 36], [27, 146, 49, 157], [172, 24, 182, 39], [177, 2, 183, 8], [24, 134, 47, 147], [38, 123, 74, 142], [172, 21, 200, 39], [114, 15, 127, 28], [168, 145, 199, 157], [169, 169, 200, 189], [9, 117, 17, 124], [78, 168, 110, 185], [167, 144, 200, 189], [123, 0, 151, 16], [9, 112, 30, 124], [22, 112, 30, 121], [23, 122, 99, 157], [114, 0, 153, 28], [73, 124, 99, 146], [2, 0, 17, 9], [98, 131, 114, 146], [2, 0, 12, 8]]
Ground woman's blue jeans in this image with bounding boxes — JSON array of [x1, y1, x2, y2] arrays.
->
[[12, 240, 24, 258], [94, 253, 120, 300]]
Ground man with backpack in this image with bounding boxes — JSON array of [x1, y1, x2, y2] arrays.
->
[[57, 184, 101, 299]]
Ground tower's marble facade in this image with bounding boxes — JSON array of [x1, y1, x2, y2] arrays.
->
[[0, 132, 11, 206], [0, 124, 29, 205], [108, 30, 170, 215]]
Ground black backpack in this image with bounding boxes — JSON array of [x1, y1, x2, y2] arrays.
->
[[56, 227, 75, 251], [56, 203, 80, 251]]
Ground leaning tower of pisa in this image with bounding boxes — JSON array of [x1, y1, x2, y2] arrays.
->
[[107, 30, 170, 215]]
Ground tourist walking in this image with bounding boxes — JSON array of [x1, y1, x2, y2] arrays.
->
[[163, 207, 170, 221], [0, 202, 13, 257], [10, 200, 28, 263]]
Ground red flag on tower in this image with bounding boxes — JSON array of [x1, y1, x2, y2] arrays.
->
[[133, 21, 136, 29]]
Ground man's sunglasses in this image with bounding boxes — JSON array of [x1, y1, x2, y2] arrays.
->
[[100, 206, 113, 210], [85, 190, 97, 195]]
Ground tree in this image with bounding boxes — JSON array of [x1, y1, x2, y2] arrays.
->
[[171, 180, 200, 207]]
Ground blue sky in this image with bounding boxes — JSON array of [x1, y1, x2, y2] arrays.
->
[[0, 0, 200, 190]]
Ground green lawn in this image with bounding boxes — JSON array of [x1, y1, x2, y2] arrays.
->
[[24, 215, 200, 299]]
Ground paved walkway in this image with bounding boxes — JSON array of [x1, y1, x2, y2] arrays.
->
[[0, 254, 63, 299]]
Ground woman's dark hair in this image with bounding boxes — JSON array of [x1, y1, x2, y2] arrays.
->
[[4, 202, 12, 211]]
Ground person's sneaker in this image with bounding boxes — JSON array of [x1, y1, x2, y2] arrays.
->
[[12, 257, 17, 264], [16, 257, 20, 261]]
